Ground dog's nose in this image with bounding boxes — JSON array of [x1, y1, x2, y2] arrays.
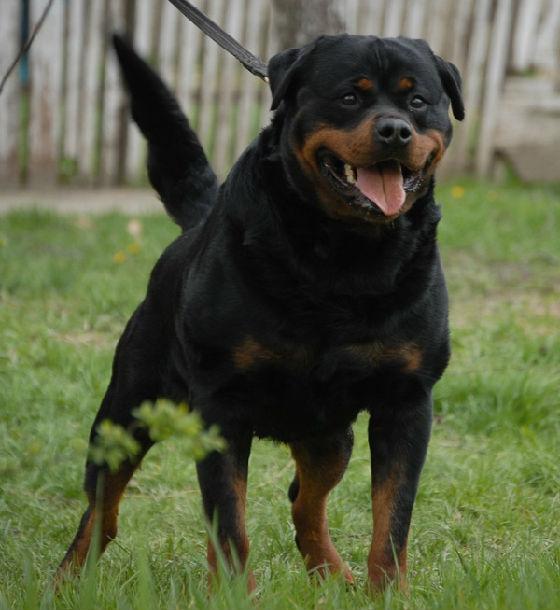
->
[[375, 117, 412, 147]]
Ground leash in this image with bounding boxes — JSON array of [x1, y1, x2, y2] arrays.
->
[[167, 0, 269, 82]]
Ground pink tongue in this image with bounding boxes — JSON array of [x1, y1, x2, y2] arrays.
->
[[356, 162, 405, 216]]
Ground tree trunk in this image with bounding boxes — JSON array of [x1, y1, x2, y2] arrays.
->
[[272, 0, 345, 50]]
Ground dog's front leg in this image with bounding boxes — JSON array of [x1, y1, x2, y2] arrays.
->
[[289, 429, 354, 583], [367, 390, 432, 592], [196, 430, 255, 591]]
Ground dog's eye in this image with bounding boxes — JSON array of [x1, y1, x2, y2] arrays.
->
[[410, 95, 427, 110], [341, 92, 358, 106]]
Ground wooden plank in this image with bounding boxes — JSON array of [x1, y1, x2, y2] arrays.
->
[[360, 0, 385, 37], [175, 6, 205, 117], [511, 0, 543, 72], [198, 0, 225, 157], [476, 0, 512, 176], [126, 0, 151, 182], [534, 0, 560, 71], [0, 0, 21, 185], [158, 1, 180, 87], [403, 0, 427, 38], [149, 0, 164, 66], [440, 0, 474, 175], [424, 0, 451, 54], [62, 0, 84, 177], [257, 0, 275, 131], [452, 0, 492, 172], [383, 0, 405, 37], [214, 0, 245, 178], [64, 0, 86, 180], [27, 0, 64, 184], [344, 0, 360, 34], [450, 0, 474, 72], [102, 0, 125, 185], [234, 0, 262, 158], [74, 1, 103, 183]]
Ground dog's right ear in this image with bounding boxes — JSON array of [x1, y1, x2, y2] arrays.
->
[[435, 56, 465, 121], [268, 46, 313, 111]]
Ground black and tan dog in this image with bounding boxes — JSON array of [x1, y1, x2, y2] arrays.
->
[[58, 34, 464, 592]]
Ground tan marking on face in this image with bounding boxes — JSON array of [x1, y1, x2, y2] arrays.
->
[[398, 77, 414, 92], [297, 120, 376, 175], [294, 120, 377, 217], [343, 342, 422, 372], [356, 77, 374, 91], [408, 129, 446, 172], [294, 119, 447, 222]]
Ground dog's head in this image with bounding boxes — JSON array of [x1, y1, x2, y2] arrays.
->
[[268, 35, 464, 224]]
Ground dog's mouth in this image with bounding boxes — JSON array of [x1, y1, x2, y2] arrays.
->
[[318, 151, 429, 218]]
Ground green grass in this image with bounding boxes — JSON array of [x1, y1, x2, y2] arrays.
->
[[1, 180, 559, 609]]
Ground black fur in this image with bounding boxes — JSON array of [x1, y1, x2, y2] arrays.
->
[[60, 33, 463, 589], [112, 35, 217, 230]]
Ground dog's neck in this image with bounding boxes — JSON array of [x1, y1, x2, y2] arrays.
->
[[221, 132, 442, 299]]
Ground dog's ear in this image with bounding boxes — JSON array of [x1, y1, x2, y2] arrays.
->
[[268, 46, 313, 111], [406, 39, 465, 121], [435, 56, 465, 121]]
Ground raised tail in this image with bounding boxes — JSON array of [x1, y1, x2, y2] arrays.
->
[[112, 34, 217, 231]]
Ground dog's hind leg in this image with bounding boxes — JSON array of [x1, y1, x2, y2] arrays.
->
[[196, 430, 255, 591], [56, 302, 167, 581], [289, 429, 354, 583], [56, 439, 151, 578]]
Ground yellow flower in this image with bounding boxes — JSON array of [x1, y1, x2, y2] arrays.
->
[[127, 242, 141, 255], [113, 250, 127, 264], [451, 185, 466, 199]]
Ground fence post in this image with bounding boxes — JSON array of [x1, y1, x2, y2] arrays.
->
[[0, 0, 21, 186], [476, 0, 512, 177], [27, 0, 64, 184]]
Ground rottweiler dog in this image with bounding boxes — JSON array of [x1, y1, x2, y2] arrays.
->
[[58, 33, 463, 592]]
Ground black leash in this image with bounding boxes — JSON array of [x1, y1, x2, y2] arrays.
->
[[167, 0, 269, 82]]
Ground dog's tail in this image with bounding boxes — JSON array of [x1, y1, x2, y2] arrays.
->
[[112, 34, 217, 231]]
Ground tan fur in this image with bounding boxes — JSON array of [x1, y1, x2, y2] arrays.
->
[[398, 77, 414, 91], [357, 77, 374, 91], [233, 337, 281, 370], [368, 466, 408, 590], [290, 443, 354, 583], [343, 342, 423, 372], [293, 121, 447, 221]]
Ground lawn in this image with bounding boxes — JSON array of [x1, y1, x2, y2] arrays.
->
[[0, 181, 559, 609]]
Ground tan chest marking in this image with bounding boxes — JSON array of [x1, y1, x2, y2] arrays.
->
[[232, 337, 311, 371], [233, 337, 280, 370], [343, 342, 422, 372]]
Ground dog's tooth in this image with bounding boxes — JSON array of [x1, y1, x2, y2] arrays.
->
[[344, 163, 356, 185]]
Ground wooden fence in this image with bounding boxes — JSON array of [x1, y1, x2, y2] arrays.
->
[[1, 0, 560, 187]]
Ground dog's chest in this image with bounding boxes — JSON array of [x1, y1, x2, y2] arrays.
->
[[232, 336, 422, 376], [226, 336, 424, 440]]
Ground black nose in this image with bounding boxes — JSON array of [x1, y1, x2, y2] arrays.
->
[[375, 117, 412, 147]]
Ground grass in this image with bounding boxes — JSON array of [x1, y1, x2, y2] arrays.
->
[[0, 180, 559, 609]]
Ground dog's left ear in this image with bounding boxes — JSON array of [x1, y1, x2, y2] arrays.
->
[[268, 44, 314, 111], [435, 56, 465, 121]]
